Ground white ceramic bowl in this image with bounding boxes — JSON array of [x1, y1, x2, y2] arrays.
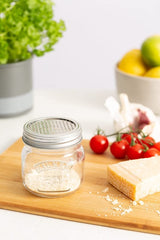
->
[[115, 66, 160, 114]]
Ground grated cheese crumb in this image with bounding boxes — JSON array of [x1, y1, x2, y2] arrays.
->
[[105, 195, 112, 202], [102, 187, 109, 193], [113, 207, 120, 211], [102, 192, 147, 217], [156, 210, 160, 216], [138, 200, 144, 206], [89, 191, 92, 194], [132, 201, 137, 206], [97, 192, 100, 194], [121, 211, 125, 216], [121, 207, 132, 216], [126, 207, 133, 213], [112, 199, 119, 205]]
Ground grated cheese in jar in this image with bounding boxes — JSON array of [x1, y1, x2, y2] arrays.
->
[[24, 168, 81, 197]]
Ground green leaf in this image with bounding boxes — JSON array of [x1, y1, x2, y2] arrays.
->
[[0, 41, 8, 64], [33, 49, 45, 56], [0, 0, 66, 63]]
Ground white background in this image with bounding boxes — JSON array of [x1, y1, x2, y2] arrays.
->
[[34, 0, 160, 90]]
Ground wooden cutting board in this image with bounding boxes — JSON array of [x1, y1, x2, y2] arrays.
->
[[0, 138, 160, 234]]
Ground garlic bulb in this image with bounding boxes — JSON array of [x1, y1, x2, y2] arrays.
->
[[104, 93, 160, 141]]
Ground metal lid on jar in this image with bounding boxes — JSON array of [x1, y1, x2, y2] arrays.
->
[[22, 117, 82, 149]]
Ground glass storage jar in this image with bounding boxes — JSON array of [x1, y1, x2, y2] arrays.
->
[[21, 117, 85, 198]]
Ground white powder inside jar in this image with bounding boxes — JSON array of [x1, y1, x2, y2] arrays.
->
[[24, 168, 81, 196]]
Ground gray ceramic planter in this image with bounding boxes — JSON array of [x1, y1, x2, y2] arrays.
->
[[0, 58, 33, 117]]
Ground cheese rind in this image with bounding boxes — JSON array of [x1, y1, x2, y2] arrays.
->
[[107, 156, 160, 200]]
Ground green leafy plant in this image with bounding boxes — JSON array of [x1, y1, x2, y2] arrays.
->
[[0, 0, 66, 64]]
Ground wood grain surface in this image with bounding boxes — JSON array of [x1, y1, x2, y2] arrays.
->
[[0, 138, 160, 234]]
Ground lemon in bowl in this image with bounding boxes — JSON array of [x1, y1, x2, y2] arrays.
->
[[144, 66, 160, 78], [118, 49, 148, 76]]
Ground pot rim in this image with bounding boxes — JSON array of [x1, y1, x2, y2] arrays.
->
[[0, 57, 33, 69]]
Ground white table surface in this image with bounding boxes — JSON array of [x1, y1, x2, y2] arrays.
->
[[0, 89, 160, 240]]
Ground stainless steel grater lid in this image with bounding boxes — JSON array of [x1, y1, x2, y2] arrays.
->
[[22, 117, 82, 149]]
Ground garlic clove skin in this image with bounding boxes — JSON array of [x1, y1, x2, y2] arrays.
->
[[104, 96, 121, 121], [105, 93, 160, 141]]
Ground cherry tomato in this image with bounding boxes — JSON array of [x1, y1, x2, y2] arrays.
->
[[143, 148, 160, 158], [121, 133, 138, 145], [90, 135, 109, 154], [153, 142, 160, 151], [110, 139, 129, 159], [141, 136, 155, 148], [126, 144, 144, 159]]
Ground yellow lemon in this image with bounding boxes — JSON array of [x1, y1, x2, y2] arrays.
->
[[144, 66, 160, 78], [141, 35, 160, 67], [118, 49, 148, 76]]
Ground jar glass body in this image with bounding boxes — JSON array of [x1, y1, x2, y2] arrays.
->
[[22, 143, 85, 198]]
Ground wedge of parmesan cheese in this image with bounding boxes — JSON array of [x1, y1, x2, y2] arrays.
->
[[108, 156, 160, 200]]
